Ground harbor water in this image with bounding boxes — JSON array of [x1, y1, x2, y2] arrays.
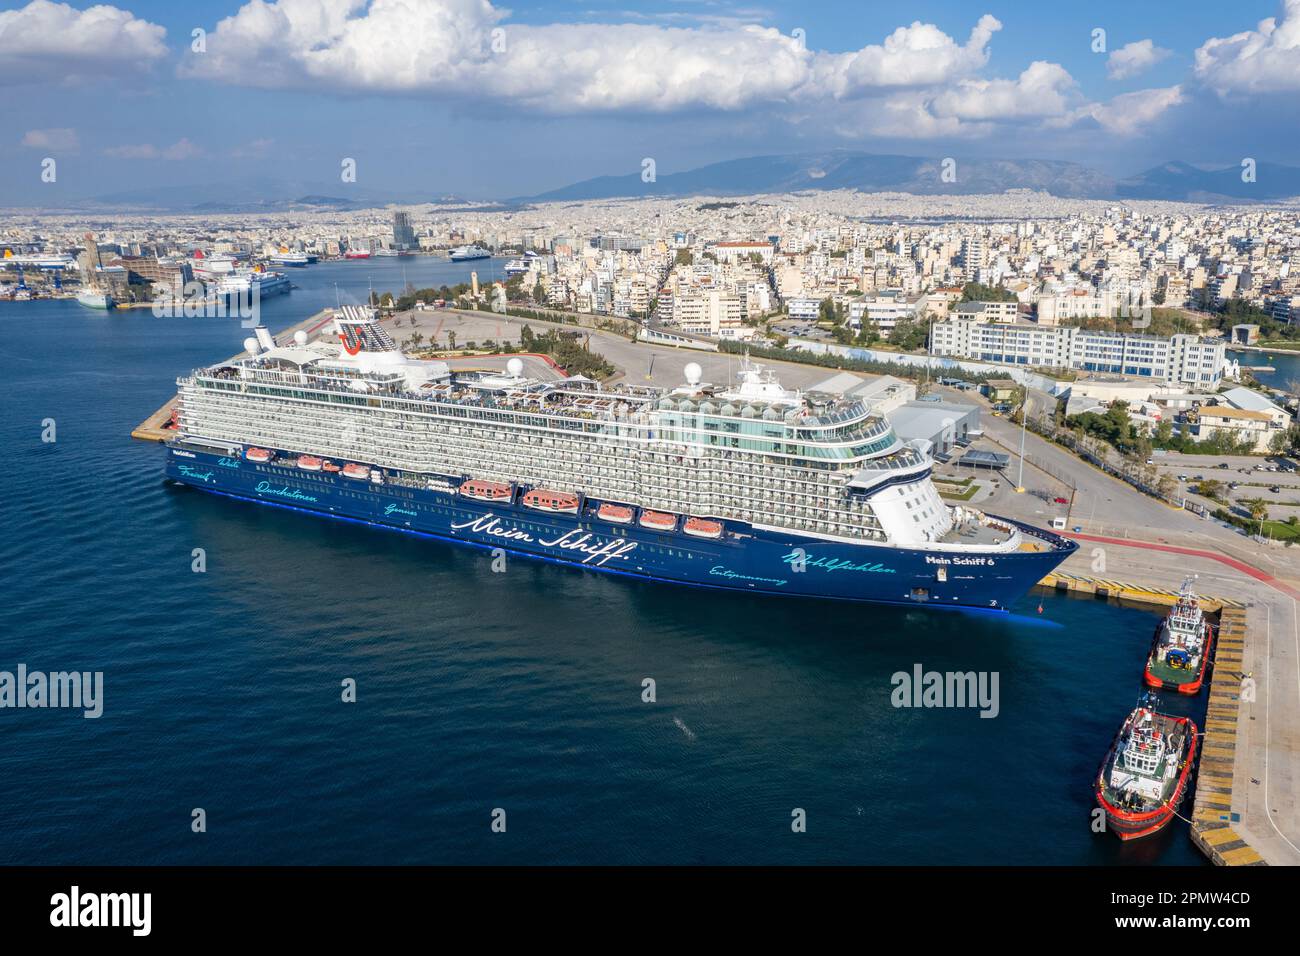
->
[[0, 262, 1206, 864]]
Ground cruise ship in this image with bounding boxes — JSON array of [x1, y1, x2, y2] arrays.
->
[[162, 307, 1075, 610], [448, 245, 491, 261], [214, 269, 292, 299]]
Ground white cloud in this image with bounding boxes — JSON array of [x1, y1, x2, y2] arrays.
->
[[0, 0, 167, 85], [931, 62, 1078, 123], [1106, 39, 1171, 80], [104, 143, 159, 159], [1077, 85, 1185, 135], [180, 1, 1001, 113], [102, 139, 202, 160], [175, 1, 1190, 141], [817, 15, 1001, 96], [1195, 0, 1300, 94], [21, 127, 78, 150], [162, 138, 202, 161]]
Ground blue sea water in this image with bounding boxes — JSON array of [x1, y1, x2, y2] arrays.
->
[[0, 262, 1206, 865]]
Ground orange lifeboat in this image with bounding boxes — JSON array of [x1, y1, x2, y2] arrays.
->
[[684, 517, 724, 539], [321, 461, 340, 473], [341, 463, 371, 480], [297, 455, 324, 471], [597, 503, 635, 524], [522, 489, 580, 514], [245, 447, 272, 463], [460, 479, 512, 502], [639, 510, 677, 532]]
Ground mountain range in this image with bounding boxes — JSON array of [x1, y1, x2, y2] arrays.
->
[[60, 153, 1300, 211], [515, 151, 1300, 204]]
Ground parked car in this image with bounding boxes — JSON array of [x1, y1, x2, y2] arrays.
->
[[1219, 463, 1230, 469], [1053, 496, 1069, 504], [1271, 486, 1282, 493]]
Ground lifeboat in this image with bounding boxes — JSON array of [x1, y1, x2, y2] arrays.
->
[[245, 447, 272, 463], [597, 502, 635, 524], [522, 489, 580, 514], [460, 479, 512, 502], [639, 510, 677, 532], [341, 463, 371, 480], [684, 517, 724, 539], [297, 455, 324, 472], [322, 461, 341, 473]]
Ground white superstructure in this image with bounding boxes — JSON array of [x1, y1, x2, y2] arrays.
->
[[175, 307, 1031, 551]]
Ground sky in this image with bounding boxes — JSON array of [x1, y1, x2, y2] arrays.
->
[[2, 0, 1299, 204]]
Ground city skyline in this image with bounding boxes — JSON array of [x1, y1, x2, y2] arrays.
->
[[3, 0, 1300, 205]]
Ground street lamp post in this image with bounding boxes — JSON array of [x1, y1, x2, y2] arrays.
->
[[1016, 393, 1028, 493]]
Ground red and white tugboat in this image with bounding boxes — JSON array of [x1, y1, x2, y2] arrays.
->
[[1095, 694, 1198, 841], [1144, 578, 1214, 695]]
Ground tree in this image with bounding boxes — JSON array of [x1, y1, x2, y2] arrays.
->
[[1196, 478, 1224, 500], [960, 281, 1016, 303], [818, 297, 837, 325]]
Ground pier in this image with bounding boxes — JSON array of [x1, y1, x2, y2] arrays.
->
[[1190, 606, 1267, 865]]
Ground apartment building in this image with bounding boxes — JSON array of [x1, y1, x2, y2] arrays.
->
[[930, 319, 1229, 388]]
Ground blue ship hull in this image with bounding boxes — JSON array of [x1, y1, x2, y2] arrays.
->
[[165, 446, 1076, 611]]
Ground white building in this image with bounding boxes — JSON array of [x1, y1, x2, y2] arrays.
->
[[930, 320, 1229, 388]]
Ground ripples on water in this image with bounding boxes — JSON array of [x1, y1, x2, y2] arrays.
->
[[0, 287, 1205, 865]]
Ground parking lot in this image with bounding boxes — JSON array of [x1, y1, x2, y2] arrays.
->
[[1150, 451, 1300, 520]]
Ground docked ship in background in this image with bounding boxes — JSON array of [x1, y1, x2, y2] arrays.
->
[[215, 267, 292, 300], [162, 307, 1075, 609], [448, 244, 491, 261], [1144, 578, 1214, 694], [75, 288, 114, 310], [268, 250, 311, 267], [504, 251, 542, 276], [1095, 694, 1197, 840]]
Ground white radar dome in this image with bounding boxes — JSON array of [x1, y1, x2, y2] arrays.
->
[[506, 357, 524, 378], [684, 362, 703, 386], [293, 330, 308, 346], [243, 337, 259, 355]]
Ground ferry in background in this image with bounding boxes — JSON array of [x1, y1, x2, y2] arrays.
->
[[162, 307, 1075, 610], [75, 289, 114, 310], [504, 251, 542, 276], [449, 245, 491, 261], [344, 248, 372, 260], [215, 269, 291, 299], [269, 250, 311, 267]]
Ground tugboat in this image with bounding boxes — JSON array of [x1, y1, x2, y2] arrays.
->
[[1095, 694, 1198, 841], [1144, 578, 1214, 695]]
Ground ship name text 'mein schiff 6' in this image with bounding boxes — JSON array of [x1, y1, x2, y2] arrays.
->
[[164, 306, 1075, 609]]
